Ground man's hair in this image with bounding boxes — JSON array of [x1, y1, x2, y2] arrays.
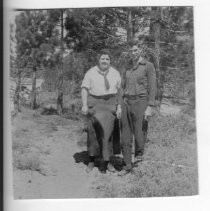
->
[[97, 49, 112, 60], [128, 36, 145, 48]]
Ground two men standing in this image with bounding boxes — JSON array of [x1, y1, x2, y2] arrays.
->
[[81, 39, 156, 175]]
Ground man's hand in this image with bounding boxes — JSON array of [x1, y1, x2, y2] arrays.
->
[[81, 105, 88, 115], [116, 105, 122, 119], [144, 106, 153, 120]]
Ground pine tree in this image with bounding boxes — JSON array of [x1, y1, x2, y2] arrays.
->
[[15, 10, 50, 109]]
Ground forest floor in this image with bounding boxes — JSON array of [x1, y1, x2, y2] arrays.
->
[[12, 94, 198, 199]]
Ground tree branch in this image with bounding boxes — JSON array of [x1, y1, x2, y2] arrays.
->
[[138, 160, 195, 169]]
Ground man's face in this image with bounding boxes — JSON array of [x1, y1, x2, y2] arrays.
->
[[98, 54, 110, 71], [130, 45, 142, 61]]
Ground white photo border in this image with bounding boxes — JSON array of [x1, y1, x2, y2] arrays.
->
[[4, 0, 210, 211]]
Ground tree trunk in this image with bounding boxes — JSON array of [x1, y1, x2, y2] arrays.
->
[[14, 68, 21, 112], [153, 22, 161, 101], [31, 66, 37, 109], [152, 7, 163, 103], [127, 8, 133, 42], [57, 9, 64, 115]]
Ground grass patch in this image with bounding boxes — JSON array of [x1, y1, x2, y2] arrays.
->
[[99, 111, 198, 197], [12, 139, 48, 174], [13, 151, 42, 172], [125, 162, 198, 197], [12, 109, 52, 175]]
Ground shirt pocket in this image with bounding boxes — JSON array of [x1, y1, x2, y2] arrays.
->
[[137, 73, 146, 85], [136, 66, 146, 83]]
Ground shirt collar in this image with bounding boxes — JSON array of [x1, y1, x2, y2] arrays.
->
[[132, 57, 146, 70], [138, 57, 146, 65], [97, 65, 110, 75]]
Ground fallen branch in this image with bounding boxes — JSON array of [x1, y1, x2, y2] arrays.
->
[[137, 160, 195, 169]]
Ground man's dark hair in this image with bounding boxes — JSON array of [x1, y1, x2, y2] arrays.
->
[[128, 36, 145, 48]]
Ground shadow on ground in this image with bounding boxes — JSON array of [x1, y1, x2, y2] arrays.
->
[[39, 107, 58, 115], [73, 151, 124, 172], [73, 151, 90, 166]]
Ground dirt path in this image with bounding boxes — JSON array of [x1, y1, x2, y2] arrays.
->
[[13, 109, 113, 199], [12, 106, 198, 199]]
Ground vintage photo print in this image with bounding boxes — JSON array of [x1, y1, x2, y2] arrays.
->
[[4, 0, 210, 211], [8, 5, 198, 199]]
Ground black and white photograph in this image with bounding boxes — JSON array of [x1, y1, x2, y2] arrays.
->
[[7, 6, 199, 200]]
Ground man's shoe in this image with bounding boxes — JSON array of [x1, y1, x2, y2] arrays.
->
[[99, 161, 107, 174], [107, 163, 116, 173], [100, 169, 106, 174], [86, 162, 94, 173], [134, 155, 143, 163], [118, 165, 132, 176], [135, 150, 144, 157], [134, 151, 144, 163]]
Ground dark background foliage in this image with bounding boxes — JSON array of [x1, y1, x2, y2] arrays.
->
[[10, 7, 195, 112]]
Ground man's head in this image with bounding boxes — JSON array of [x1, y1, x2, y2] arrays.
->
[[128, 38, 145, 62], [97, 49, 111, 71]]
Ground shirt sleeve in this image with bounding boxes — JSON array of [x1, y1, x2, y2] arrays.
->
[[116, 71, 123, 105], [81, 70, 91, 90], [116, 71, 121, 90], [147, 62, 157, 106]]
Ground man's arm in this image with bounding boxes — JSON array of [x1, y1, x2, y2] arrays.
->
[[147, 62, 157, 106], [115, 71, 123, 119], [81, 69, 91, 115], [144, 62, 156, 119], [81, 87, 89, 115]]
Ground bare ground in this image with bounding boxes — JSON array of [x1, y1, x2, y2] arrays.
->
[[12, 108, 129, 199], [12, 106, 198, 199]]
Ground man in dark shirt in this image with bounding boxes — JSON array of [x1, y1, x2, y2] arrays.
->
[[119, 39, 157, 176]]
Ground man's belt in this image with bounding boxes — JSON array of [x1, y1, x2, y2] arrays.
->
[[123, 94, 147, 100]]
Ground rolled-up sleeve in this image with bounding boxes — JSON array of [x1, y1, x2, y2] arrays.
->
[[147, 63, 157, 106], [81, 71, 91, 90]]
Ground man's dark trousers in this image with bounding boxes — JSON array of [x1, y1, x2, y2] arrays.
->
[[121, 97, 148, 167]]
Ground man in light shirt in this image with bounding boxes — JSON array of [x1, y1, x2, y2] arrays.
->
[[81, 49, 121, 174]]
